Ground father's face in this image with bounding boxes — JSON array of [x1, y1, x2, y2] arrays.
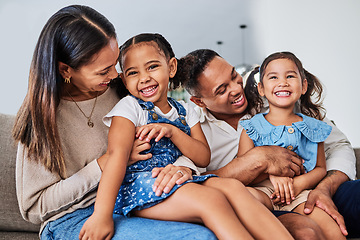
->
[[191, 56, 248, 119]]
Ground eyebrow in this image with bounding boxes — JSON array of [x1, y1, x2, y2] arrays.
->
[[99, 65, 112, 72], [266, 70, 298, 76], [124, 60, 161, 75], [214, 67, 235, 94]]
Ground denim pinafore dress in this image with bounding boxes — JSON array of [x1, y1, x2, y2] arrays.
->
[[114, 96, 215, 216]]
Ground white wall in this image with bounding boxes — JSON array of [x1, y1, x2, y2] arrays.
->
[[1, 0, 359, 147], [245, 0, 360, 148]]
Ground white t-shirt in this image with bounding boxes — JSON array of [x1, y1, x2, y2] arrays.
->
[[103, 95, 199, 128], [195, 106, 356, 180]]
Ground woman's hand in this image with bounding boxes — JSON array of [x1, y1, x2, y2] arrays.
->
[[79, 213, 114, 240], [269, 175, 295, 205], [151, 164, 193, 196], [136, 123, 175, 142]]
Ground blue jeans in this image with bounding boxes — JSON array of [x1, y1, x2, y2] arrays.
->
[[41, 205, 216, 240], [333, 179, 360, 238]]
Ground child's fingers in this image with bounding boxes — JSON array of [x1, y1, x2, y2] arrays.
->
[[272, 182, 280, 200], [283, 183, 291, 205], [278, 182, 285, 203], [289, 181, 295, 201], [136, 126, 150, 140], [155, 128, 166, 142], [146, 128, 159, 142]]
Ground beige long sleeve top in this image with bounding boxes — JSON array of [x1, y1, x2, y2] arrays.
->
[[16, 88, 120, 233]]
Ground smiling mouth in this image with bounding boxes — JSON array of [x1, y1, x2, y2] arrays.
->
[[140, 85, 158, 96], [100, 81, 110, 86], [231, 94, 244, 104], [275, 91, 291, 96]]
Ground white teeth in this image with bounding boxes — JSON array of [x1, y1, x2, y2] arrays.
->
[[141, 86, 157, 93], [275, 92, 290, 96], [232, 95, 243, 104]]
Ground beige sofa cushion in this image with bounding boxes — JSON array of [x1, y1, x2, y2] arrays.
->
[[0, 113, 39, 232]]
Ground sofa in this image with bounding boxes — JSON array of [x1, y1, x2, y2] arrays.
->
[[1, 112, 359, 239]]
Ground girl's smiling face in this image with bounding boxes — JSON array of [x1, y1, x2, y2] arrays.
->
[[120, 42, 177, 109], [258, 58, 308, 110]]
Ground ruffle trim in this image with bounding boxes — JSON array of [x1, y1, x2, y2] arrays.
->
[[240, 113, 332, 144]]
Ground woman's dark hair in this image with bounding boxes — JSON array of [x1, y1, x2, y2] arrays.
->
[[177, 49, 220, 97], [245, 51, 325, 119], [12, 5, 117, 177], [118, 33, 185, 90]]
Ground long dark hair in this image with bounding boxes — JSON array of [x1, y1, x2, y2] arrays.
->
[[12, 5, 117, 177], [118, 33, 185, 91], [245, 51, 325, 119]]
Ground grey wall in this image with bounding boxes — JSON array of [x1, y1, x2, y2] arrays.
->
[[1, 0, 359, 147]]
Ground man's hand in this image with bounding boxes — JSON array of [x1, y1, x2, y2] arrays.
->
[[261, 146, 304, 177], [210, 145, 304, 185], [304, 171, 349, 236]]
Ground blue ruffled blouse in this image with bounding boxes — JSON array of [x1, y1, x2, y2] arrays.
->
[[240, 113, 332, 172]]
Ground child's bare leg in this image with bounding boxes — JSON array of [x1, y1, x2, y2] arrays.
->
[[293, 203, 346, 240], [246, 186, 274, 210], [134, 182, 254, 240], [203, 177, 293, 240]]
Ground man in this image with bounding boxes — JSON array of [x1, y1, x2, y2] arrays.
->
[[182, 49, 359, 238]]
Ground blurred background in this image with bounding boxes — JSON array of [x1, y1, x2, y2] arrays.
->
[[1, 0, 359, 147]]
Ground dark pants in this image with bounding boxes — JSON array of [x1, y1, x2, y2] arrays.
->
[[333, 179, 360, 238]]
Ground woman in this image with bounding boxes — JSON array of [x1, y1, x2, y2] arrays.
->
[[13, 5, 215, 239]]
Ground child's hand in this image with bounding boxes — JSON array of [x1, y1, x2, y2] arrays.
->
[[79, 213, 114, 240], [136, 123, 174, 142], [269, 175, 295, 205]]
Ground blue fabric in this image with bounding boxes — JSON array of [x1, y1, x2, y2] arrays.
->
[[240, 113, 332, 172], [41, 204, 216, 240], [114, 96, 215, 216], [333, 179, 360, 237]]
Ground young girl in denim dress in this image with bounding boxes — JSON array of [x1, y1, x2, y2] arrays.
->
[[238, 51, 345, 239], [79, 34, 294, 240]]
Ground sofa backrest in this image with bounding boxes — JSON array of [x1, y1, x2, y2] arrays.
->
[[0, 113, 40, 232]]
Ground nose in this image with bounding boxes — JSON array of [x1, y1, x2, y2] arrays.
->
[[229, 80, 243, 96], [109, 65, 119, 79], [278, 77, 289, 87], [139, 71, 150, 84]]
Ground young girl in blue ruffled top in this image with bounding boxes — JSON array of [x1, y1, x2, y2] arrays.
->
[[79, 34, 293, 240], [238, 51, 345, 239]]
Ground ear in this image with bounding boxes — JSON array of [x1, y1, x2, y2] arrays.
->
[[168, 57, 178, 78], [257, 82, 265, 97], [190, 96, 206, 108], [58, 62, 71, 79], [302, 78, 308, 95]]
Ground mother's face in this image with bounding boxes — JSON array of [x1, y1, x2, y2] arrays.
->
[[191, 56, 248, 119], [60, 38, 119, 96]]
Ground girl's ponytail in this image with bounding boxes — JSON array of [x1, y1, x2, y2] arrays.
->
[[300, 69, 326, 120], [244, 66, 263, 115], [170, 57, 189, 91]]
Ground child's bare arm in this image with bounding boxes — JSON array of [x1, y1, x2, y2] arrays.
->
[[80, 117, 135, 240], [293, 142, 327, 196], [237, 129, 255, 157]]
